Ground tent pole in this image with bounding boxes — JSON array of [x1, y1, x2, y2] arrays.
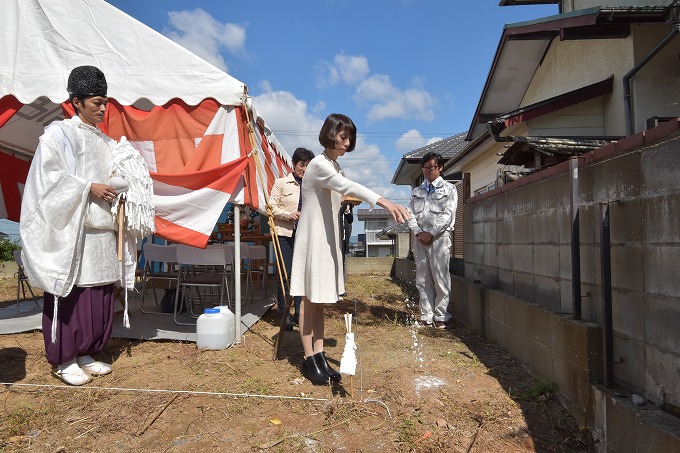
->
[[241, 93, 293, 359], [234, 204, 241, 343]]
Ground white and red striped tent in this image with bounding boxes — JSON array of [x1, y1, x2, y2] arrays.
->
[[0, 0, 292, 248]]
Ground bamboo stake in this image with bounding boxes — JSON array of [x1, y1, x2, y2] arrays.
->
[[240, 91, 294, 360]]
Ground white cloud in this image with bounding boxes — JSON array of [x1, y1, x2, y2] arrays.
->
[[355, 75, 436, 122], [252, 83, 324, 155], [396, 129, 444, 152], [396, 129, 427, 151], [316, 53, 436, 122], [165, 9, 246, 72], [316, 54, 370, 87]]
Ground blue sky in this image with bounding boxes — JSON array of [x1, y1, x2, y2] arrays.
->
[[106, 0, 558, 206]]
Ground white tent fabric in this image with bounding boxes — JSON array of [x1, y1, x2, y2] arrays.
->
[[0, 0, 247, 156], [1, 0, 245, 106]]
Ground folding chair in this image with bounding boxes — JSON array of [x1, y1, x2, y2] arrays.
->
[[174, 244, 231, 326], [13, 250, 40, 312], [224, 242, 254, 303], [247, 245, 269, 300], [140, 243, 179, 314], [208, 244, 235, 307]]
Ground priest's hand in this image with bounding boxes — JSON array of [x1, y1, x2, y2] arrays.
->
[[91, 183, 118, 203]]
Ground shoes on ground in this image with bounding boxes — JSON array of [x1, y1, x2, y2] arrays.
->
[[54, 359, 92, 386], [414, 319, 433, 328], [76, 355, 112, 376], [313, 351, 341, 382], [434, 321, 448, 330], [301, 355, 330, 386]]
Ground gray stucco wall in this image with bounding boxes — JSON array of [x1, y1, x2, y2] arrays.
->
[[463, 127, 680, 412]]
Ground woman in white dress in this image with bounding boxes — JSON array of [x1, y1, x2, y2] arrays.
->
[[289, 113, 410, 385]]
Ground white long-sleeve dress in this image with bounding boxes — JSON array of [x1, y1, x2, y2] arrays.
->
[[289, 153, 381, 304]]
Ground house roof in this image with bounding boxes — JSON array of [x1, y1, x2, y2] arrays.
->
[[499, 0, 556, 5], [356, 208, 391, 220], [378, 222, 410, 240], [497, 136, 613, 167], [466, 6, 670, 141], [391, 132, 467, 185]]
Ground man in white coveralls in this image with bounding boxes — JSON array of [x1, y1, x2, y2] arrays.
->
[[406, 152, 457, 329]]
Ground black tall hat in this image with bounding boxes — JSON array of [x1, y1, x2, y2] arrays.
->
[[67, 66, 107, 97]]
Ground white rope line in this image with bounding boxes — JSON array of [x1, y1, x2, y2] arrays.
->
[[0, 382, 330, 402], [2, 381, 394, 417]]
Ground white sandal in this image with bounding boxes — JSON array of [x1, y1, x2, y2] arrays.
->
[[54, 359, 92, 386], [76, 355, 112, 376]]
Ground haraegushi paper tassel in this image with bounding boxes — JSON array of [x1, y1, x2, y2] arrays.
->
[[340, 313, 357, 376]]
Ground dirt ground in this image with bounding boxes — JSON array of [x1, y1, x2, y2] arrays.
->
[[0, 273, 594, 452]]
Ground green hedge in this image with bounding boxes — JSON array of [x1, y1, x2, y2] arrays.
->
[[0, 239, 20, 262]]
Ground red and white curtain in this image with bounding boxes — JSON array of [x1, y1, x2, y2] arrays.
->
[[0, 96, 291, 247]]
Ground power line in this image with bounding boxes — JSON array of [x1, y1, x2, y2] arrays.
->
[[269, 129, 452, 139]]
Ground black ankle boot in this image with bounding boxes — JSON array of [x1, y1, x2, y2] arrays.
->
[[314, 351, 341, 382], [302, 355, 329, 385]]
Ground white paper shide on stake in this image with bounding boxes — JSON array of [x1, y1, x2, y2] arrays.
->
[[340, 313, 357, 375]]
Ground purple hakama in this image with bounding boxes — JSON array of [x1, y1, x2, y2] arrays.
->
[[42, 284, 116, 365]]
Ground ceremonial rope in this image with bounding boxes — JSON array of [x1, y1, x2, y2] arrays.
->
[[240, 91, 294, 359]]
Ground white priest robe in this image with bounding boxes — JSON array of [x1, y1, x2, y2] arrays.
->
[[20, 116, 120, 298]]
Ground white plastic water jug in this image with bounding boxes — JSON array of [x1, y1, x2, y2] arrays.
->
[[217, 305, 236, 346], [196, 308, 230, 350]]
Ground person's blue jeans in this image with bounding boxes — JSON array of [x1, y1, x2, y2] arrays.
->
[[277, 235, 301, 322]]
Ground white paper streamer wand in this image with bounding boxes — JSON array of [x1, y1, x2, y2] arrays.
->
[[340, 313, 357, 397]]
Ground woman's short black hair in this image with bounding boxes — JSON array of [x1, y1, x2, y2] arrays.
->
[[318, 113, 357, 152], [291, 147, 315, 166], [421, 152, 445, 168]]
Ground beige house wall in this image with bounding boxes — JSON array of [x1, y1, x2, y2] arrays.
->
[[455, 142, 508, 195], [522, 36, 632, 137], [527, 99, 606, 137], [524, 22, 680, 136], [630, 24, 680, 133]]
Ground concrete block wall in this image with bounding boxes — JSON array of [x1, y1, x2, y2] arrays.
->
[[395, 259, 680, 450], [462, 126, 680, 414], [450, 276, 602, 421], [346, 257, 394, 275], [591, 385, 680, 452], [449, 273, 680, 451]]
